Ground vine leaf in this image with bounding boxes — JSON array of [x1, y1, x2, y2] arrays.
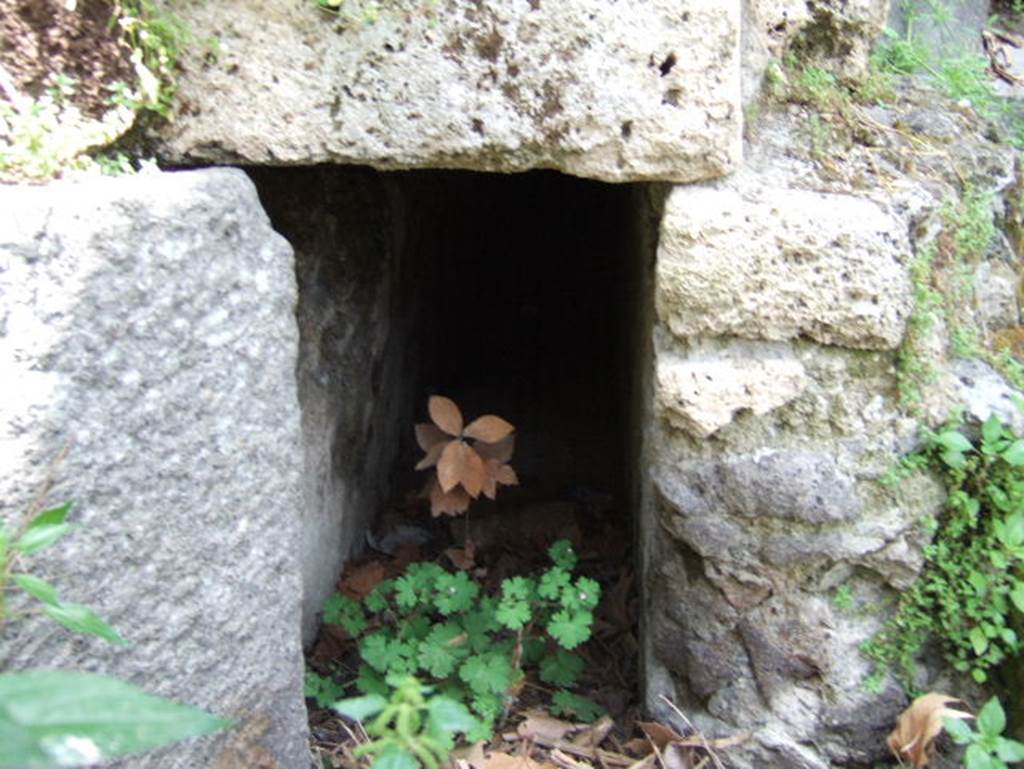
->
[[887, 692, 973, 769], [464, 415, 515, 443], [429, 395, 464, 436], [414, 396, 517, 517]]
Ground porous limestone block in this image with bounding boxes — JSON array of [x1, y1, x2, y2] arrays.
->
[[656, 184, 914, 350], [0, 169, 310, 769], [157, 0, 741, 183], [655, 339, 808, 438]]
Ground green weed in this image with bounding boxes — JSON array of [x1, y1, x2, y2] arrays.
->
[[864, 414, 1024, 690], [322, 540, 601, 741], [946, 697, 1024, 769]]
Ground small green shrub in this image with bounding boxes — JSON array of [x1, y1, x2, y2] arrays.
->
[[1, 499, 230, 767], [334, 677, 479, 769], [323, 539, 601, 740], [945, 696, 1024, 769], [866, 414, 1024, 690]]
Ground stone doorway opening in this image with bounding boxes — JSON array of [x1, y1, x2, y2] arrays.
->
[[248, 166, 655, 714]]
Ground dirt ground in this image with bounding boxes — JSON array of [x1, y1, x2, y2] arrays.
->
[[0, 0, 133, 116]]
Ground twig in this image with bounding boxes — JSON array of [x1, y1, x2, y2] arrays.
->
[[657, 696, 731, 769]]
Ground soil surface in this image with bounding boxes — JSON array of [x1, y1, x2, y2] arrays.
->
[[0, 0, 133, 117]]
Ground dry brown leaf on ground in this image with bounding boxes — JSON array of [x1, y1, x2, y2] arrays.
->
[[887, 692, 974, 769], [517, 712, 578, 743], [484, 751, 558, 769], [446, 740, 487, 769], [637, 722, 684, 751], [339, 560, 388, 599], [571, 716, 614, 748]]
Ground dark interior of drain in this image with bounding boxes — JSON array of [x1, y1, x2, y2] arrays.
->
[[248, 165, 650, 727]]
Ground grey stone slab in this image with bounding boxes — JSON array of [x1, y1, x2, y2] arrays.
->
[[0, 168, 310, 769]]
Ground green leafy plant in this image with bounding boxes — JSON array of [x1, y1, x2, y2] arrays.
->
[[1, 498, 230, 767], [866, 414, 1024, 690], [324, 540, 601, 740], [334, 677, 479, 769], [306, 669, 347, 709], [945, 697, 1024, 769], [113, 0, 194, 119]]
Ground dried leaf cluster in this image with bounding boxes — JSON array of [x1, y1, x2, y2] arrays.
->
[[416, 396, 518, 517], [887, 692, 973, 769]]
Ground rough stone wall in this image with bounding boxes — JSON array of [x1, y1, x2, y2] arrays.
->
[[0, 169, 310, 769], [157, 0, 740, 183], [246, 166, 416, 643], [642, 87, 1022, 769]]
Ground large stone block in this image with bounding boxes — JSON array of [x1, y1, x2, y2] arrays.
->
[[157, 0, 741, 183], [0, 169, 310, 769], [656, 184, 914, 350]]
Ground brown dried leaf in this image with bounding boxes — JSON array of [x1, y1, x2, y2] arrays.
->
[[496, 464, 519, 486], [430, 480, 472, 517], [887, 692, 974, 769], [438, 440, 470, 493], [339, 560, 388, 600], [430, 395, 464, 436], [637, 722, 684, 751], [446, 541, 477, 570], [475, 434, 515, 463], [571, 716, 615, 748], [518, 712, 577, 743], [481, 459, 500, 500], [415, 439, 449, 471], [484, 753, 557, 769], [416, 422, 449, 452], [439, 440, 487, 498], [464, 414, 515, 443]]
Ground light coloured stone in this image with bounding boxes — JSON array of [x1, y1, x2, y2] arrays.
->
[[157, 0, 741, 183], [656, 341, 808, 438], [0, 169, 309, 769], [656, 184, 914, 350], [975, 258, 1020, 331]]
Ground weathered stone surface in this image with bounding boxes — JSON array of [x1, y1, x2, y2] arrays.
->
[[158, 0, 741, 183], [955, 358, 1024, 437], [246, 167, 415, 643], [975, 257, 1020, 331], [657, 451, 861, 527], [888, 0, 988, 58], [656, 340, 808, 438], [0, 169, 310, 769], [656, 184, 914, 350], [745, 0, 888, 80]]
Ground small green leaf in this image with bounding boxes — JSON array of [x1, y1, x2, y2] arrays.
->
[[13, 574, 60, 606], [983, 415, 1004, 446], [547, 610, 592, 650], [538, 567, 571, 600], [970, 626, 989, 656], [26, 502, 72, 529], [1010, 584, 1024, 614], [1004, 439, 1024, 467], [427, 697, 478, 735], [996, 738, 1024, 762], [935, 430, 973, 454], [548, 540, 577, 571], [356, 665, 389, 697], [13, 524, 74, 555], [550, 691, 603, 722], [539, 650, 585, 687], [965, 743, 997, 769], [459, 653, 514, 696], [333, 694, 387, 721], [372, 744, 419, 769], [495, 595, 531, 630], [43, 603, 127, 645], [944, 715, 974, 745], [434, 572, 479, 615], [323, 593, 367, 637], [0, 670, 230, 768], [978, 697, 1007, 739]]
